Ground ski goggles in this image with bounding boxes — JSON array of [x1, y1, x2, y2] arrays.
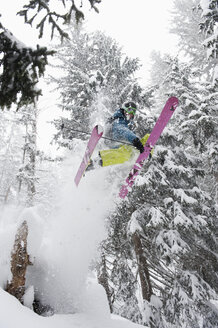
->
[[125, 107, 136, 115], [123, 102, 137, 115]]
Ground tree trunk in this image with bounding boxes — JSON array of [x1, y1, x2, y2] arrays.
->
[[132, 231, 152, 301], [18, 106, 38, 206], [97, 254, 113, 312], [6, 221, 32, 303]]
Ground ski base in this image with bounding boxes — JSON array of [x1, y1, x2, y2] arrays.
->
[[119, 97, 179, 199], [74, 125, 103, 186]]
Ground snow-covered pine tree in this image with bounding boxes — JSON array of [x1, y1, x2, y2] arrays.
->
[[170, 0, 206, 69], [0, 111, 24, 203], [0, 0, 102, 110], [100, 56, 218, 327], [199, 0, 218, 60], [134, 57, 218, 327], [182, 79, 218, 198], [98, 211, 144, 325], [170, 0, 218, 198], [0, 21, 53, 109], [17, 106, 38, 206], [50, 26, 147, 148], [170, 0, 217, 82], [0, 105, 58, 208]]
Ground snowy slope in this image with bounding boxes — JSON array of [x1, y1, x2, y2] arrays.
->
[[0, 145, 143, 327], [0, 287, 145, 328]]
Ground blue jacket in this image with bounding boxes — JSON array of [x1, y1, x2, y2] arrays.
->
[[111, 108, 137, 144]]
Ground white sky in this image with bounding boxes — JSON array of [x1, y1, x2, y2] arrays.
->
[[0, 0, 179, 152], [85, 0, 178, 81], [1, 0, 178, 83]]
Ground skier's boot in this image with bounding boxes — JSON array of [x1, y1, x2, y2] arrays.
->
[[86, 155, 103, 172], [86, 159, 95, 172]]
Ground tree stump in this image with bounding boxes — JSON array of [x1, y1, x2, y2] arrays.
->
[[6, 220, 32, 303]]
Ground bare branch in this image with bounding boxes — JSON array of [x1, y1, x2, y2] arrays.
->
[[17, 0, 101, 40]]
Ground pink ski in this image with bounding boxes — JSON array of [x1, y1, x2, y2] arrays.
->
[[119, 97, 179, 199], [74, 125, 103, 186]]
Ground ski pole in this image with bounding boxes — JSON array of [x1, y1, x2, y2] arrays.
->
[[101, 135, 133, 146], [64, 127, 134, 146]]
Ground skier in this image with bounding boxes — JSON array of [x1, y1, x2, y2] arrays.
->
[[75, 97, 178, 188], [107, 101, 144, 153], [86, 101, 144, 170]]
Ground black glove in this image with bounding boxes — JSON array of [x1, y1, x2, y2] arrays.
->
[[107, 116, 115, 124], [133, 138, 144, 153]]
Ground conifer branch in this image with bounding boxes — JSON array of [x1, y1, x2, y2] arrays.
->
[[17, 0, 101, 40]]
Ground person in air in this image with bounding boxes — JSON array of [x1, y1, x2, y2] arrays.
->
[[108, 101, 144, 153], [86, 101, 146, 170]]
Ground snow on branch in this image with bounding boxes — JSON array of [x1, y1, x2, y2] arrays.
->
[[0, 22, 54, 109]]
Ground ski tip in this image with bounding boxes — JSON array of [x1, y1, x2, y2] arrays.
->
[[74, 176, 80, 187], [119, 186, 129, 199], [95, 125, 104, 136], [167, 97, 179, 112], [169, 96, 179, 105], [168, 96, 178, 102]]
